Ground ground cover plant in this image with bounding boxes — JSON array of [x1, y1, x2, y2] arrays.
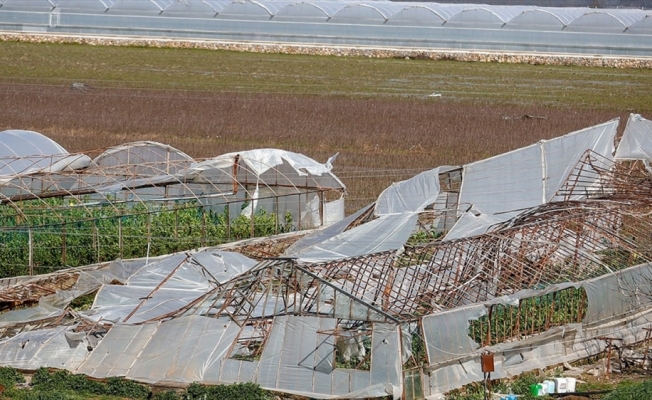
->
[[1, 41, 651, 215], [0, 366, 274, 400]]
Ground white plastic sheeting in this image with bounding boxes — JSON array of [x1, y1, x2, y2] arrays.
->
[[83, 250, 257, 324], [614, 114, 652, 160], [255, 316, 401, 399], [0, 326, 90, 370], [289, 213, 418, 263], [0, 130, 91, 177], [189, 149, 344, 185], [374, 168, 441, 216], [74, 314, 402, 399], [421, 262, 652, 397], [446, 119, 618, 239]]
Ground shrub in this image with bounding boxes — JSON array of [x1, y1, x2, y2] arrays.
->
[[603, 380, 652, 400], [184, 382, 272, 400]]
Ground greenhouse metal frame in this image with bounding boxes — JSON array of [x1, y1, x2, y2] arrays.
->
[[1, 115, 652, 398], [0, 131, 346, 276], [1, 0, 652, 56]]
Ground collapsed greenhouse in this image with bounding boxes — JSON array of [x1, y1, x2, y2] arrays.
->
[[1, 114, 652, 399], [0, 132, 346, 276]]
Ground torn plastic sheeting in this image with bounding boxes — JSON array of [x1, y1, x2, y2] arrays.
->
[[449, 119, 617, 239], [374, 167, 441, 216], [76, 323, 159, 378], [582, 262, 652, 324], [324, 197, 345, 226], [293, 213, 419, 263], [485, 281, 581, 307], [107, 258, 152, 282], [615, 114, 652, 160], [0, 289, 87, 327], [189, 149, 341, 178], [0, 326, 88, 371], [276, 316, 335, 394], [284, 203, 374, 257], [422, 304, 486, 365], [124, 249, 257, 290], [45, 154, 91, 173], [126, 316, 239, 384], [0, 306, 62, 327], [74, 270, 125, 291], [190, 250, 257, 284], [545, 120, 616, 202], [443, 208, 501, 241], [87, 285, 206, 323], [370, 323, 402, 398]]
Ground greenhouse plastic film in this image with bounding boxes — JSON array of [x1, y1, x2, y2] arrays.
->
[[422, 304, 485, 365], [127, 316, 239, 384], [76, 323, 158, 378], [374, 168, 441, 216], [449, 120, 617, 239], [615, 114, 652, 160], [293, 213, 418, 263], [582, 262, 652, 324], [0, 326, 88, 371]]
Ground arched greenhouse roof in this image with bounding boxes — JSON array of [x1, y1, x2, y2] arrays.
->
[[2, 0, 652, 56], [565, 10, 647, 32], [385, 6, 446, 26], [329, 4, 394, 24], [0, 130, 90, 177], [0, 0, 55, 11], [506, 8, 588, 30], [273, 3, 331, 22], [89, 141, 195, 176], [629, 15, 652, 34], [161, 0, 218, 17], [106, 0, 171, 15]]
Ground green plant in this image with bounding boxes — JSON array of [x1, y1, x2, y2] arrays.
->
[[603, 379, 652, 400], [152, 390, 182, 400], [0, 199, 295, 278], [184, 382, 272, 400], [0, 366, 25, 386], [105, 376, 151, 399]]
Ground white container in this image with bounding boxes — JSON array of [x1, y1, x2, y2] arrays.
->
[[566, 377, 577, 392], [542, 380, 555, 394], [553, 377, 568, 393]]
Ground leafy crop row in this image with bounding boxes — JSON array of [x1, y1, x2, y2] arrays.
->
[[0, 198, 293, 278], [469, 286, 587, 346]]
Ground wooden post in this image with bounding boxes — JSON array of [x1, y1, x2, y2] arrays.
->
[[642, 327, 652, 369], [598, 336, 622, 379], [118, 218, 123, 259], [28, 229, 33, 276]]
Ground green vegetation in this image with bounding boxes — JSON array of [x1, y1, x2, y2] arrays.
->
[[447, 372, 549, 400], [185, 382, 272, 400], [0, 367, 273, 400], [469, 287, 587, 346], [0, 198, 293, 277], [1, 41, 652, 110], [603, 380, 652, 400]]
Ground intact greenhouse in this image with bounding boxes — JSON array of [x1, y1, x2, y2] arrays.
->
[[0, 130, 345, 277], [0, 0, 652, 56]]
